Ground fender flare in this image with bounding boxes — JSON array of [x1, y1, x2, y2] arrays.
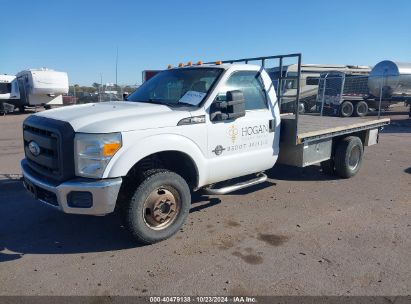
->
[[103, 133, 207, 187]]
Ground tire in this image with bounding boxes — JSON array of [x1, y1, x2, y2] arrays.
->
[[123, 169, 191, 244], [19, 106, 25, 113], [320, 159, 335, 175], [354, 101, 368, 117], [334, 136, 363, 178], [340, 101, 354, 117]]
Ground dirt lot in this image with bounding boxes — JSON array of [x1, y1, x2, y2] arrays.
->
[[0, 107, 410, 296]]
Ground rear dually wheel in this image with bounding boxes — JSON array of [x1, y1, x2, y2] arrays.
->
[[334, 136, 363, 178]]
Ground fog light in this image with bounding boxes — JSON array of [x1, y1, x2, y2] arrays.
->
[[67, 191, 93, 208]]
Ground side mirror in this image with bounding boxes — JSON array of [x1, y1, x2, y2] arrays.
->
[[210, 90, 246, 121]]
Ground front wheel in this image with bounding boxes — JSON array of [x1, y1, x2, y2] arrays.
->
[[123, 169, 191, 244]]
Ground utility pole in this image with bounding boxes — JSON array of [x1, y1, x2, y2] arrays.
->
[[115, 46, 118, 91], [99, 73, 103, 102]]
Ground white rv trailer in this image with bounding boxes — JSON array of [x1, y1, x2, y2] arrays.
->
[[266, 64, 371, 113], [16, 68, 69, 110]]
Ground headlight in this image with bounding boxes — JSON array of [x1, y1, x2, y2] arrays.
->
[[74, 133, 122, 178]]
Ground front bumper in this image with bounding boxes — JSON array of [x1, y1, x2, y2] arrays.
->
[[21, 159, 122, 215]]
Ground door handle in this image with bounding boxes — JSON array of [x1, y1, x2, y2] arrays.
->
[[269, 119, 275, 132]]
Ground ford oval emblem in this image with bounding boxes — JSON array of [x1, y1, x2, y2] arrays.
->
[[28, 141, 41, 156]]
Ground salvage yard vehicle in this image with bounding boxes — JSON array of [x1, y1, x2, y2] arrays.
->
[[20, 54, 390, 244]]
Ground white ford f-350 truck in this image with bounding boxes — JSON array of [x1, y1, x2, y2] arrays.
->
[[21, 54, 390, 244]]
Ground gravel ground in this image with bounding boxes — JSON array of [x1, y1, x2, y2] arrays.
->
[[0, 106, 410, 296]]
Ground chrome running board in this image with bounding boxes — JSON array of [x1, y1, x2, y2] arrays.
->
[[203, 173, 267, 195]]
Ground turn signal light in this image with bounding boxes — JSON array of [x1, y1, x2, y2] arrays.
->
[[215, 61, 222, 65], [178, 63, 184, 67], [197, 61, 203, 65], [103, 142, 121, 157]]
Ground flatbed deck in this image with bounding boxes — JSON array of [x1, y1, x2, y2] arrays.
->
[[280, 114, 390, 144]]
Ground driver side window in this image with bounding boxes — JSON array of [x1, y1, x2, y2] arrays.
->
[[219, 71, 268, 110]]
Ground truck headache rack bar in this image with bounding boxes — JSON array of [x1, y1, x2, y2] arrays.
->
[[205, 53, 302, 145], [204, 53, 301, 66]]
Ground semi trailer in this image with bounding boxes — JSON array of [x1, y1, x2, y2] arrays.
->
[[368, 61, 411, 101], [20, 53, 389, 244]]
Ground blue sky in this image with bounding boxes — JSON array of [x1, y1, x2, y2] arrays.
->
[[1, 0, 410, 85]]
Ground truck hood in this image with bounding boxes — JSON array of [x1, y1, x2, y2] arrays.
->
[[35, 101, 191, 133]]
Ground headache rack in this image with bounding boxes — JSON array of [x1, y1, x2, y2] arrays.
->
[[205, 53, 303, 144]]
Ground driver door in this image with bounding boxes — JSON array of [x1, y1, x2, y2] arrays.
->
[[206, 71, 275, 184]]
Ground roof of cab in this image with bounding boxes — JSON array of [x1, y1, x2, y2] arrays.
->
[[171, 63, 261, 71]]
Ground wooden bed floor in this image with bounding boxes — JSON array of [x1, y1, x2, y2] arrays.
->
[[281, 114, 390, 140]]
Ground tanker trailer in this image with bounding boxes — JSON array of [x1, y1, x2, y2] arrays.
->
[[368, 61, 411, 103]]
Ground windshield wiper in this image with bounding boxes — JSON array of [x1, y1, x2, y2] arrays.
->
[[133, 98, 178, 107], [131, 98, 194, 107], [176, 101, 196, 107], [139, 98, 164, 104]]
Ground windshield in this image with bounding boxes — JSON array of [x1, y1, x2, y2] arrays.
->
[[127, 68, 223, 107]]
